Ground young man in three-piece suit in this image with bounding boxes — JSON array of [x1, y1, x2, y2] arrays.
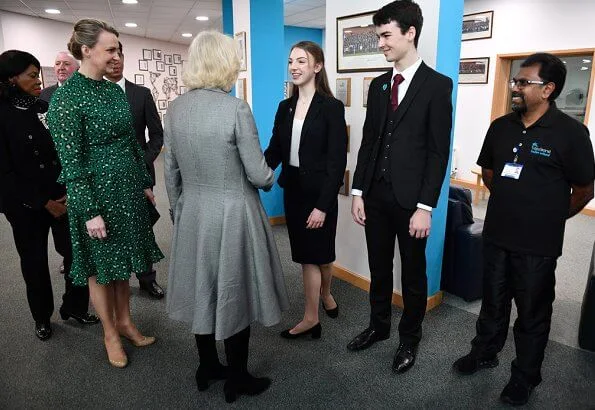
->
[[105, 42, 165, 299], [348, 0, 453, 374]]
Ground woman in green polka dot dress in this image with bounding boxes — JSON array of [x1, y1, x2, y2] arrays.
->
[[47, 19, 163, 368]]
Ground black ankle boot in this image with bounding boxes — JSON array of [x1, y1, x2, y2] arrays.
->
[[195, 362, 227, 391], [224, 373, 271, 403], [195, 334, 227, 391], [223, 326, 271, 403]]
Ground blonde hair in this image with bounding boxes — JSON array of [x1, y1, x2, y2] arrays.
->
[[68, 19, 119, 60], [182, 31, 240, 92]]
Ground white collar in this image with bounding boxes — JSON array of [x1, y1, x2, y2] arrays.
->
[[392, 58, 423, 81]]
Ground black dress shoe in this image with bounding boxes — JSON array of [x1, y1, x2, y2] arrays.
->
[[59, 307, 100, 325], [453, 352, 499, 375], [500, 378, 533, 406], [322, 299, 339, 319], [392, 343, 417, 373], [280, 323, 321, 340], [35, 321, 52, 341], [347, 327, 389, 351], [140, 279, 165, 299]]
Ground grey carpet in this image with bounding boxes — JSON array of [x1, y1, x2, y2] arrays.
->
[[1, 156, 594, 408]]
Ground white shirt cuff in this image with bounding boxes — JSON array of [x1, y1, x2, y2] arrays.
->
[[351, 189, 363, 196], [416, 203, 433, 212]]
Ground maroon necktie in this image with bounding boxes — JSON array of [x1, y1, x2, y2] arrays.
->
[[391, 73, 405, 111]]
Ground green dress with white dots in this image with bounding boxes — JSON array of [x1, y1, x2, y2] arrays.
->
[[47, 71, 164, 286]]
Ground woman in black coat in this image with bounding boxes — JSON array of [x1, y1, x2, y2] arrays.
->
[[265, 41, 347, 339], [0, 50, 98, 340]]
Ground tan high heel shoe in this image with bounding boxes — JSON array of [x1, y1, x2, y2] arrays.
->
[[105, 339, 128, 368], [123, 334, 156, 347]]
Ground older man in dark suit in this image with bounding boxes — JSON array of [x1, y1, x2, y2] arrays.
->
[[39, 51, 79, 103], [348, 0, 453, 374], [105, 42, 165, 299]]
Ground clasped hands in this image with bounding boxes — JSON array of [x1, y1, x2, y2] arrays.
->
[[85, 189, 155, 239], [351, 196, 432, 238]]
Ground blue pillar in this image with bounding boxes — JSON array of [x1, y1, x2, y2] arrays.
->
[[425, 0, 464, 296], [222, 0, 233, 36], [250, 0, 285, 217]]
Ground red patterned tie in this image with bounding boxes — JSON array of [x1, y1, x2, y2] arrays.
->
[[391, 73, 405, 111]]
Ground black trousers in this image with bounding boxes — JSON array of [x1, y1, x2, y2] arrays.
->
[[471, 242, 556, 386], [364, 179, 428, 345], [4, 206, 90, 323]]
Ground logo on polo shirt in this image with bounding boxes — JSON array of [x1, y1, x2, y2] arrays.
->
[[530, 142, 551, 157]]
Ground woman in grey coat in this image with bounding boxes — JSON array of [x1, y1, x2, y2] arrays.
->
[[164, 31, 289, 403]]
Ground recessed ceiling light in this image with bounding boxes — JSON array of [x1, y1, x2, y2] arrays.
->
[[182, 33, 193, 37], [45, 9, 60, 14], [580, 66, 590, 71], [125, 22, 138, 27], [583, 59, 592, 63], [195, 16, 209, 21], [122, 0, 138, 4]]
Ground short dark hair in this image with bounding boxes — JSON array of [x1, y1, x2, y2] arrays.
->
[[0, 50, 41, 101], [521, 53, 567, 101], [373, 0, 423, 48], [118, 41, 123, 55]]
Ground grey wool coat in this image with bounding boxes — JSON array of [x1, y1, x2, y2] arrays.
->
[[164, 88, 289, 340]]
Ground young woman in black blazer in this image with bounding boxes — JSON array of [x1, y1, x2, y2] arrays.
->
[[265, 41, 347, 339]]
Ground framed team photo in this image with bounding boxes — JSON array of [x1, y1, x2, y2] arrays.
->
[[462, 11, 494, 41], [336, 11, 392, 73], [459, 57, 490, 84]]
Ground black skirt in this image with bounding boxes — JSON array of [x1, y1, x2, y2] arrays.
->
[[283, 166, 338, 265]]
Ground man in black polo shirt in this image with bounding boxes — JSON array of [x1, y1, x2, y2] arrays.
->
[[453, 53, 595, 405]]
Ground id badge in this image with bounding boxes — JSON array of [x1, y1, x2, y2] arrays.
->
[[501, 162, 523, 179]]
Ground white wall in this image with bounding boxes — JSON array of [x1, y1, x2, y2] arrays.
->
[[233, 0, 252, 106], [0, 11, 189, 118], [455, 0, 595, 208], [327, 0, 442, 289]]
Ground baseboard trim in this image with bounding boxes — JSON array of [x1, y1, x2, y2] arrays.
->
[[269, 216, 286, 225], [450, 177, 595, 216], [331, 264, 443, 312]]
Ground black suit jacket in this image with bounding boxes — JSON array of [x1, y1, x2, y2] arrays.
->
[[39, 84, 59, 103], [352, 62, 453, 209], [264, 92, 348, 212], [124, 80, 163, 186], [0, 100, 65, 212]]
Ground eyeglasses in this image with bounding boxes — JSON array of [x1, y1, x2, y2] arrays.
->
[[508, 78, 546, 89]]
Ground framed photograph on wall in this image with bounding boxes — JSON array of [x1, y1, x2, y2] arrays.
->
[[236, 78, 247, 102], [339, 170, 350, 196], [363, 77, 374, 107], [158, 100, 167, 110], [462, 11, 493, 41], [336, 78, 351, 107], [134, 74, 144, 85], [153, 49, 162, 60], [459, 57, 490, 84], [235, 32, 247, 71], [169, 66, 177, 76], [40, 66, 57, 89], [156, 61, 165, 72], [173, 54, 182, 64], [164, 55, 172, 65], [138, 60, 148, 71], [336, 11, 392, 73], [142, 49, 152, 60]]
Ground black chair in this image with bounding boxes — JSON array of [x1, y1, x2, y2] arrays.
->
[[441, 186, 484, 301], [578, 241, 595, 351]]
